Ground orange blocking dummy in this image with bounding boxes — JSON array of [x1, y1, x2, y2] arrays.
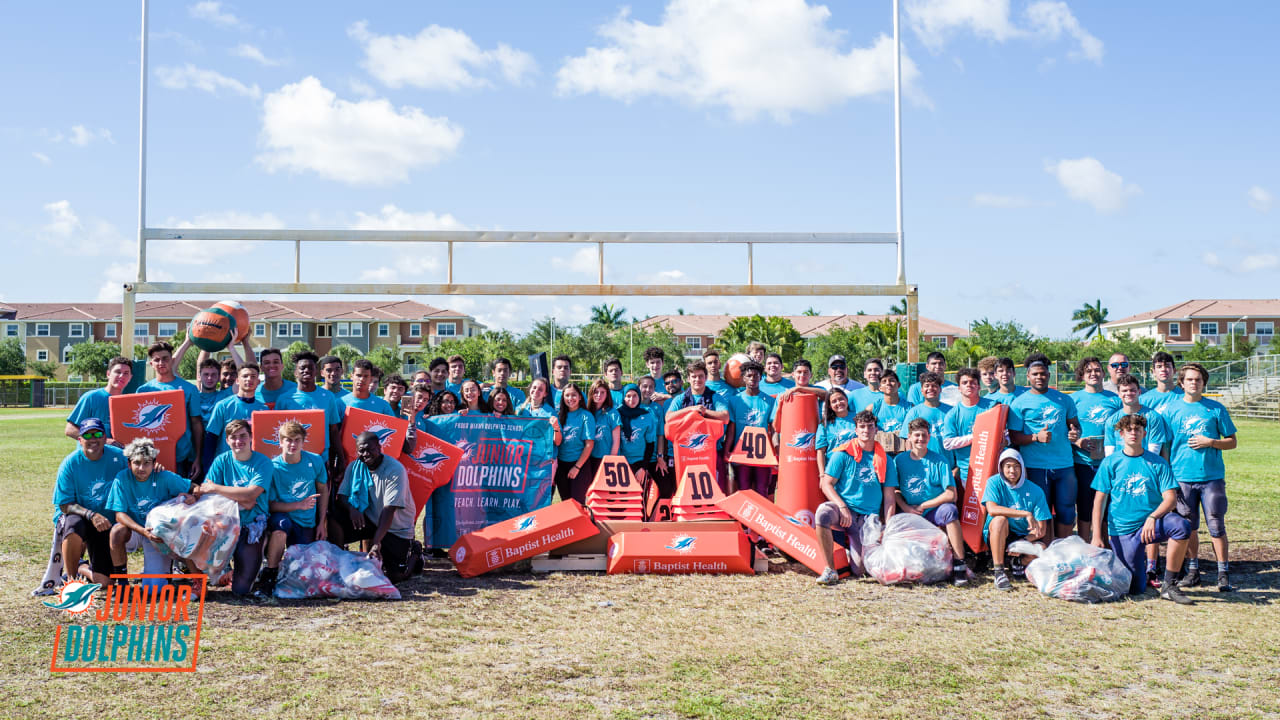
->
[[728, 425, 777, 467], [718, 489, 852, 577], [606, 529, 753, 575], [773, 392, 822, 527], [664, 411, 725, 488], [450, 499, 599, 578], [671, 463, 732, 520], [960, 404, 1009, 553]]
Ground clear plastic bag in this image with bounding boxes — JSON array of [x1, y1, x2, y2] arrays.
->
[[862, 513, 953, 585], [1025, 536, 1132, 603], [146, 494, 241, 582], [275, 541, 401, 600]]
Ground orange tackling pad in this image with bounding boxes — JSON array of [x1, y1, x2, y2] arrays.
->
[[449, 500, 599, 578], [773, 393, 822, 526], [606, 530, 753, 575], [341, 406, 407, 460], [251, 409, 326, 456], [960, 404, 1008, 553], [110, 390, 186, 470], [717, 490, 852, 577]]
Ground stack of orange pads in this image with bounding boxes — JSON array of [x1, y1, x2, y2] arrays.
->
[[670, 463, 732, 520], [585, 456, 655, 521]]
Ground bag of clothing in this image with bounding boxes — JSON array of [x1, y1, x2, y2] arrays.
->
[[862, 513, 953, 585], [146, 494, 240, 582], [275, 541, 401, 600], [1026, 536, 1131, 603]]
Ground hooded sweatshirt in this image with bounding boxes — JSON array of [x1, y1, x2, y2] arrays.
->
[[980, 448, 1052, 539]]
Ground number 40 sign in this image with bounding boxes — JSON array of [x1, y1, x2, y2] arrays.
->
[[728, 426, 777, 467]]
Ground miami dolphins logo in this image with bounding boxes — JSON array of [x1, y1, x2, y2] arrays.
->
[[89, 479, 108, 498], [1086, 406, 1112, 423], [455, 439, 476, 459], [680, 433, 710, 450], [43, 581, 100, 614], [352, 424, 397, 445], [265, 419, 313, 446], [1180, 416, 1208, 435], [629, 427, 646, 442], [666, 534, 696, 553], [511, 516, 537, 532], [745, 409, 765, 426], [787, 431, 816, 449], [123, 401, 172, 431], [413, 447, 450, 469], [1120, 473, 1148, 497], [1038, 407, 1061, 426], [882, 418, 901, 432]]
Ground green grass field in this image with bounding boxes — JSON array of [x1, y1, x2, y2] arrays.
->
[[2, 415, 1278, 719]]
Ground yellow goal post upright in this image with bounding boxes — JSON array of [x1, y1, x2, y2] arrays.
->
[[121, 0, 920, 364]]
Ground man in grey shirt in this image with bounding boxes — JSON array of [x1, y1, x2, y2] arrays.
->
[[330, 431, 421, 583], [1103, 353, 1143, 394]]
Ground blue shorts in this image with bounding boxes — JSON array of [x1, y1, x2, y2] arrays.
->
[[267, 512, 316, 547], [1110, 514, 1191, 595], [1026, 466, 1078, 525], [922, 503, 959, 528]]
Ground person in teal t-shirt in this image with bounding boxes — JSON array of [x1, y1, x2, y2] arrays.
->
[[759, 353, 796, 398], [255, 348, 298, 409], [206, 364, 269, 458], [727, 361, 775, 496], [1007, 354, 1081, 539], [906, 352, 956, 404], [871, 373, 912, 436], [616, 384, 657, 470], [138, 341, 205, 477], [53, 419, 128, 584], [1141, 351, 1184, 416], [1089, 413, 1193, 603], [887, 417, 967, 585], [983, 356, 1027, 407], [198, 419, 273, 596], [256, 419, 327, 597], [941, 368, 995, 487], [341, 360, 397, 417], [587, 380, 621, 462], [106, 437, 195, 582], [1068, 357, 1121, 542], [981, 448, 1052, 591], [814, 410, 897, 585], [555, 384, 596, 503], [1104, 374, 1171, 458], [65, 356, 133, 443], [817, 389, 858, 477], [898, 372, 953, 466]]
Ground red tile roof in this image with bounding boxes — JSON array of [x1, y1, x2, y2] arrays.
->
[[635, 314, 967, 338], [1106, 299, 1280, 326], [5, 300, 480, 324]]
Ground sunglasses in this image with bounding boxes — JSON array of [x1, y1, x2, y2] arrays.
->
[[829, 364, 846, 370], [81, 430, 105, 440], [1110, 362, 1130, 369]]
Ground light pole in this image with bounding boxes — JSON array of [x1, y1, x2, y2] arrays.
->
[[1232, 315, 1249, 354]]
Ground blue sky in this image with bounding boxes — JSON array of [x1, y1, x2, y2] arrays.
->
[[2, 1, 1277, 336]]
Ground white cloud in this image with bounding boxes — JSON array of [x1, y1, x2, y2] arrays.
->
[[906, 0, 1102, 64], [42, 200, 81, 236], [636, 269, 691, 284], [556, 0, 924, 122], [41, 201, 131, 257], [155, 211, 283, 265], [153, 30, 203, 54], [1240, 254, 1278, 272], [1202, 251, 1221, 269], [551, 247, 603, 275], [231, 43, 281, 66], [1247, 185, 1273, 213], [1044, 157, 1140, 214], [96, 263, 172, 303], [189, 2, 246, 29], [350, 205, 466, 231], [1203, 249, 1278, 274], [32, 151, 51, 165], [972, 192, 1030, 208], [256, 76, 463, 185], [348, 21, 536, 90], [57, 125, 113, 147], [156, 63, 261, 98]]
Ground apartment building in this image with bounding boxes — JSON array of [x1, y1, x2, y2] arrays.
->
[[1102, 299, 1278, 353]]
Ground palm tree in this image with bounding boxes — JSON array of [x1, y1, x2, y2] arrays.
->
[[888, 299, 907, 316], [590, 303, 627, 328], [802, 306, 820, 316], [1072, 299, 1110, 339]]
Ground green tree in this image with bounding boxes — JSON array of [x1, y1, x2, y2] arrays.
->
[[27, 358, 61, 378], [802, 307, 821, 316], [713, 316, 805, 366], [280, 341, 317, 381], [1071, 299, 1110, 339], [436, 331, 525, 382], [589, 303, 627, 328], [0, 338, 26, 375], [329, 344, 364, 375], [888, 299, 907, 315], [67, 341, 124, 382], [966, 319, 1038, 361], [365, 345, 404, 378]]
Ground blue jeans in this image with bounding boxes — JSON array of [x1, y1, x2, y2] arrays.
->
[[1026, 466, 1078, 526]]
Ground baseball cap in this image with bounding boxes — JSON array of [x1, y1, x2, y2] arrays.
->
[[77, 417, 106, 435], [828, 354, 846, 367]]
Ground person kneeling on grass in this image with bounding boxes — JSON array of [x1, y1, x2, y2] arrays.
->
[[197, 418, 273, 597], [1090, 413, 1193, 604], [982, 449, 1053, 591], [106, 438, 197, 585], [255, 420, 327, 597], [328, 431, 423, 584], [887, 418, 969, 585], [815, 410, 897, 585]]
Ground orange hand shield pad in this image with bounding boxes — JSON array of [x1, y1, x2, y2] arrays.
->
[[251, 409, 326, 456], [449, 500, 599, 578], [341, 407, 407, 461], [960, 404, 1008, 553], [110, 390, 187, 470]]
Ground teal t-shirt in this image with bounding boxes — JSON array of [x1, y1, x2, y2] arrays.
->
[[205, 451, 273, 524], [341, 392, 396, 417], [984, 386, 1027, 407], [558, 409, 596, 462], [255, 379, 298, 410], [1163, 397, 1237, 482], [276, 387, 343, 455], [1070, 389, 1121, 467], [106, 468, 191, 525], [886, 450, 953, 508], [981, 473, 1052, 539], [484, 384, 526, 409], [817, 414, 858, 452], [729, 391, 775, 446], [516, 402, 557, 419], [705, 379, 735, 398], [198, 387, 232, 424], [898, 402, 953, 463], [1103, 406, 1172, 457], [847, 387, 881, 414], [1007, 389, 1078, 470], [53, 446, 127, 524], [66, 388, 118, 439], [645, 401, 669, 458], [270, 451, 328, 528], [942, 399, 995, 478], [618, 411, 657, 465], [1140, 388, 1184, 415], [206, 394, 270, 455], [758, 377, 795, 398], [591, 408, 620, 458], [824, 448, 897, 516], [1091, 450, 1178, 536], [872, 396, 913, 434]]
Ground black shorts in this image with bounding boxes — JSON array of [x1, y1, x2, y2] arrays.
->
[[331, 498, 412, 578], [62, 514, 114, 576]]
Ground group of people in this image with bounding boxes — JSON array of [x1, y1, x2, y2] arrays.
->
[[50, 333, 1238, 604]]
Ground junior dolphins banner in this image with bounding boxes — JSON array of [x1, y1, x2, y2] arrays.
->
[[423, 414, 557, 548]]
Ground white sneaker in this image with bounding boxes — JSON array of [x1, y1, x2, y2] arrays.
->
[[816, 568, 840, 585]]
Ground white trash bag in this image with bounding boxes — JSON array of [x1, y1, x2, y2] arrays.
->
[[862, 513, 953, 585], [275, 541, 401, 600], [1025, 536, 1131, 603], [146, 494, 241, 582]]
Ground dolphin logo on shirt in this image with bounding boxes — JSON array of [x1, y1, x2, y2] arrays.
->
[[123, 403, 172, 431], [629, 427, 645, 442], [787, 431, 816, 449], [1085, 406, 1112, 423], [1037, 406, 1061, 426], [89, 480, 108, 498], [665, 535, 696, 553], [745, 409, 765, 426], [1180, 416, 1209, 436], [1119, 473, 1148, 497], [680, 434, 710, 450]]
